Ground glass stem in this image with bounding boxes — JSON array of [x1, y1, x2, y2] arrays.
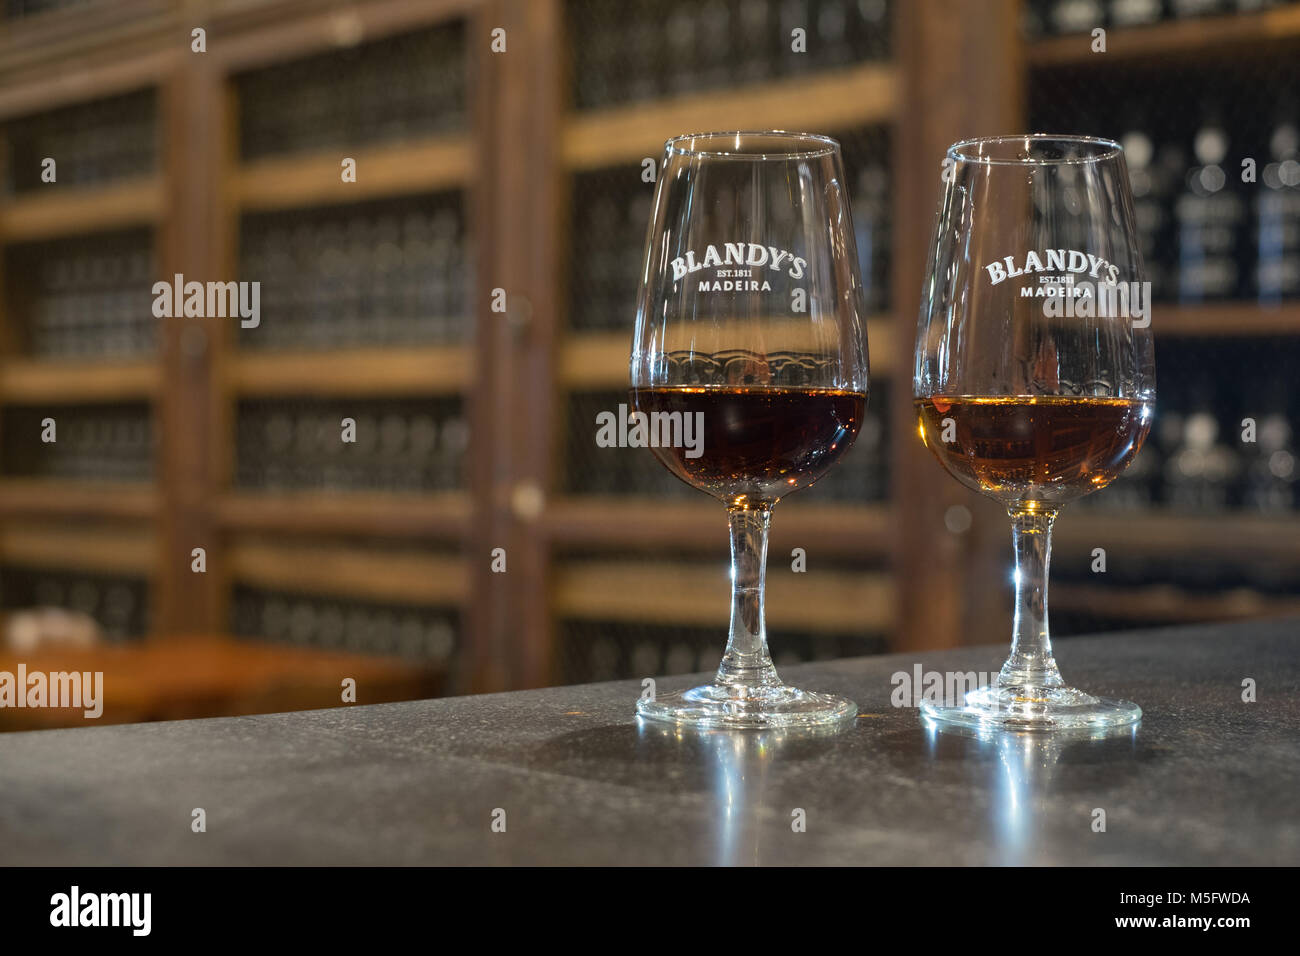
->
[[998, 507, 1065, 689], [716, 504, 782, 690]]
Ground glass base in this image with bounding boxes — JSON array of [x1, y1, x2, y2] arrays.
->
[[636, 683, 857, 730], [919, 682, 1141, 732]]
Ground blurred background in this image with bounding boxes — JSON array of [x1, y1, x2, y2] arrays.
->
[[0, 0, 1297, 729]]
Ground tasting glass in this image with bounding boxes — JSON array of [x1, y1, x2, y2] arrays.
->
[[914, 134, 1156, 731], [630, 131, 871, 729]]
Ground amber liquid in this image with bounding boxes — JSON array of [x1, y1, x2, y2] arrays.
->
[[916, 395, 1152, 506], [631, 385, 866, 505]]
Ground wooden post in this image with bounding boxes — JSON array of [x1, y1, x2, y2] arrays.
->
[[154, 57, 226, 637], [892, 0, 1025, 651], [466, 0, 565, 691]]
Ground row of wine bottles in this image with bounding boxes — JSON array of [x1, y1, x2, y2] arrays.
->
[[234, 398, 469, 493], [1, 403, 153, 483], [11, 229, 156, 360], [569, 127, 891, 332], [1025, 0, 1295, 36], [2, 0, 83, 20], [1029, 77, 1300, 303], [569, 0, 892, 110], [238, 193, 471, 351], [0, 566, 149, 641], [235, 22, 467, 160], [559, 618, 885, 684], [1077, 339, 1297, 513], [231, 586, 459, 663], [2, 88, 156, 194]]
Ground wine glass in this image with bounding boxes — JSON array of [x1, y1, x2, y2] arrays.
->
[[630, 131, 870, 729], [914, 134, 1155, 731]]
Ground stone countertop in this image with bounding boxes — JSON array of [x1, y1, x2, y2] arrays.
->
[[0, 619, 1296, 865]]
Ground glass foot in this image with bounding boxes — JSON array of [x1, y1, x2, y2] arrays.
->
[[919, 682, 1141, 732], [636, 683, 857, 730]]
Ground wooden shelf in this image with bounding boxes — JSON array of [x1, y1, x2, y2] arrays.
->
[[0, 357, 159, 403], [229, 345, 472, 397], [0, 478, 157, 520], [216, 490, 470, 539], [544, 496, 892, 557], [554, 559, 894, 633], [1053, 581, 1300, 624], [231, 134, 473, 212], [1156, 303, 1300, 338], [561, 317, 895, 389], [1027, 5, 1300, 66], [0, 177, 162, 242], [563, 62, 898, 170], [1054, 510, 1300, 562], [0, 519, 154, 576], [229, 539, 466, 606]]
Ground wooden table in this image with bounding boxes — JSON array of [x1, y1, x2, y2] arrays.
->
[[0, 637, 443, 730]]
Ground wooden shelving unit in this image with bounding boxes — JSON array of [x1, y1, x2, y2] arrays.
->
[[0, 358, 160, 402], [1, 0, 1296, 707], [227, 539, 467, 606], [1053, 511, 1300, 563], [554, 560, 895, 634], [205, 1, 482, 688], [229, 346, 473, 397], [1156, 304, 1300, 338], [216, 490, 470, 539], [0, 0, 485, 702], [230, 134, 474, 211], [561, 62, 898, 169], [0, 177, 163, 241], [1026, 3, 1300, 65], [1021, 4, 1300, 633], [1052, 581, 1300, 624], [0, 519, 155, 576], [0, 478, 158, 520], [543, 497, 893, 556]]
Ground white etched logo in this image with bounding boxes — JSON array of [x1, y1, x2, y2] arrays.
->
[[984, 248, 1121, 288], [670, 242, 806, 292]]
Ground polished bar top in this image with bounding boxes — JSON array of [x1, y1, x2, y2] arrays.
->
[[1, 619, 1296, 865]]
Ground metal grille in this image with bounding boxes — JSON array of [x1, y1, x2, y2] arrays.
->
[[234, 396, 467, 493], [567, 0, 893, 111], [1, 88, 156, 193], [5, 229, 156, 359], [1, 403, 153, 481], [230, 584, 459, 663], [0, 566, 149, 641], [561, 389, 697, 497], [836, 123, 893, 315], [567, 165, 652, 334], [238, 192, 470, 351], [236, 21, 467, 160]]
